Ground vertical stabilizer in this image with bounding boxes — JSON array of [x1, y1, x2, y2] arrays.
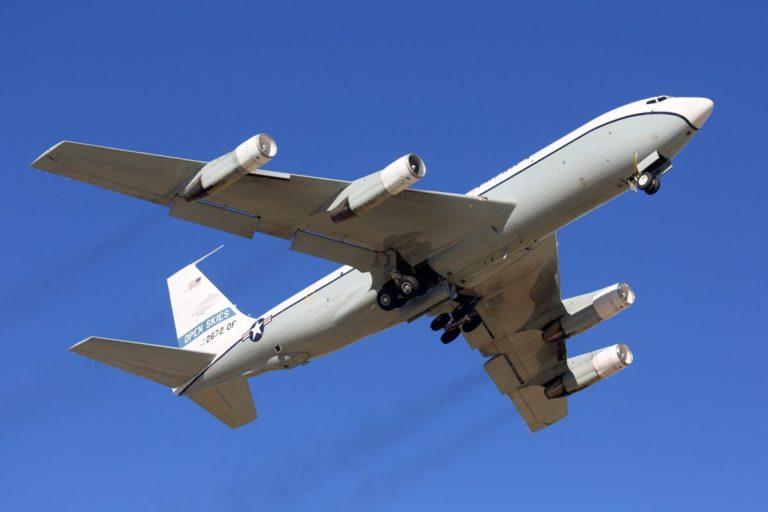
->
[[167, 248, 253, 354]]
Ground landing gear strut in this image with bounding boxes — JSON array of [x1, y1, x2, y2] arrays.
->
[[399, 275, 419, 296]]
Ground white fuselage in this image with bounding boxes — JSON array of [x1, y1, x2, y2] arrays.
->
[[184, 96, 712, 393]]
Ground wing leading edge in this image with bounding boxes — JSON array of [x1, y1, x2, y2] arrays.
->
[[31, 141, 515, 271]]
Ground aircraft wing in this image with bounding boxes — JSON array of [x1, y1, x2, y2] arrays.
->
[[461, 234, 571, 432], [32, 142, 515, 271]]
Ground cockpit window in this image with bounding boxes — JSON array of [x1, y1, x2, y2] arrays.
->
[[647, 96, 670, 105]]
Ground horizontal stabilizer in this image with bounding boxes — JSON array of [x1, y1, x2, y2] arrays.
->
[[188, 378, 257, 428], [70, 337, 214, 388]]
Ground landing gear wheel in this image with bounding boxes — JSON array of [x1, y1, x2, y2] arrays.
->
[[461, 315, 482, 333], [451, 303, 474, 321], [441, 327, 461, 344], [637, 171, 654, 190], [430, 313, 451, 331], [399, 275, 419, 296], [376, 288, 396, 311], [644, 177, 661, 195]]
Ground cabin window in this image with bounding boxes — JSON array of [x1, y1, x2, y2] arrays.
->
[[646, 99, 657, 104], [657, 96, 669, 102]]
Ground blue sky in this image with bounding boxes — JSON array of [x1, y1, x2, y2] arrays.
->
[[2, 1, 766, 510]]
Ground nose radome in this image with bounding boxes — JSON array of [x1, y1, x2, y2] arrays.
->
[[682, 97, 714, 129]]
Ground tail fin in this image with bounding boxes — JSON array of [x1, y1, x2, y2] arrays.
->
[[167, 247, 253, 354]]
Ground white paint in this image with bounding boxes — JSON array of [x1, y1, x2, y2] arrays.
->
[[234, 133, 277, 173], [468, 96, 714, 196], [592, 343, 634, 378], [593, 282, 635, 320], [380, 154, 426, 194]]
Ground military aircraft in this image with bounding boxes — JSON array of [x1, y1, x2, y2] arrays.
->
[[31, 95, 713, 431]]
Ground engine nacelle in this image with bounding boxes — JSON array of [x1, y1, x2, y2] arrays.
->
[[328, 154, 426, 222], [544, 343, 634, 398], [183, 133, 277, 201], [542, 283, 635, 343]]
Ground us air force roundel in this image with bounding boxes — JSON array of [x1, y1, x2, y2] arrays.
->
[[241, 317, 270, 342]]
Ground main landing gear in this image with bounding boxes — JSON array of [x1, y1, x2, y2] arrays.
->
[[375, 260, 440, 311], [430, 298, 483, 344], [376, 274, 422, 310]]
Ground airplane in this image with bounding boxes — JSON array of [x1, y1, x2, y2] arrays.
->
[[31, 95, 713, 431]]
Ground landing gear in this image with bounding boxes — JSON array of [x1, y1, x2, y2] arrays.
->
[[441, 327, 461, 344], [637, 171, 661, 196], [374, 257, 441, 311], [645, 177, 661, 195], [376, 287, 396, 311], [435, 298, 482, 344], [461, 314, 482, 333], [451, 302, 474, 320], [399, 275, 420, 296], [637, 171, 654, 190], [430, 313, 451, 331]]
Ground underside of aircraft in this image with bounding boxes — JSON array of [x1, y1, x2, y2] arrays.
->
[[31, 95, 713, 431]]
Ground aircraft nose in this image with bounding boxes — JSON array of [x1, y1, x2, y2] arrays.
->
[[680, 97, 714, 129]]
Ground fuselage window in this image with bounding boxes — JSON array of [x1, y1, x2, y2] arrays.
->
[[657, 96, 668, 102], [646, 99, 658, 104]]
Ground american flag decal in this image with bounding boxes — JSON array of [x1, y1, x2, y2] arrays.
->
[[188, 276, 202, 290]]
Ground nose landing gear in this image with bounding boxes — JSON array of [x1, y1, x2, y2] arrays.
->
[[637, 171, 661, 195], [633, 151, 670, 196]]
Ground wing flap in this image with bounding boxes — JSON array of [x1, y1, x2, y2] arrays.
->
[[187, 378, 257, 428], [484, 351, 568, 432], [70, 337, 215, 388], [207, 173, 515, 266]]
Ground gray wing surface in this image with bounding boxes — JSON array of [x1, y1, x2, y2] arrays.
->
[[31, 141, 205, 205], [187, 378, 257, 429], [70, 337, 215, 388], [462, 235, 570, 432], [32, 141, 515, 270]]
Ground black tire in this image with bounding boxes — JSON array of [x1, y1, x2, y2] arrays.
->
[[376, 288, 395, 311], [451, 303, 474, 321], [430, 313, 451, 331], [461, 315, 482, 333], [644, 177, 661, 195], [637, 171, 654, 190], [399, 275, 419, 296], [441, 327, 461, 344], [392, 294, 408, 308]]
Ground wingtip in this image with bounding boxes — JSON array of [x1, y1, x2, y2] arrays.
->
[[69, 336, 94, 353], [30, 141, 71, 169]]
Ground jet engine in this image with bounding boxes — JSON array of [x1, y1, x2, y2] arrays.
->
[[183, 133, 277, 201], [544, 343, 634, 398], [328, 154, 426, 222], [542, 283, 634, 343]]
